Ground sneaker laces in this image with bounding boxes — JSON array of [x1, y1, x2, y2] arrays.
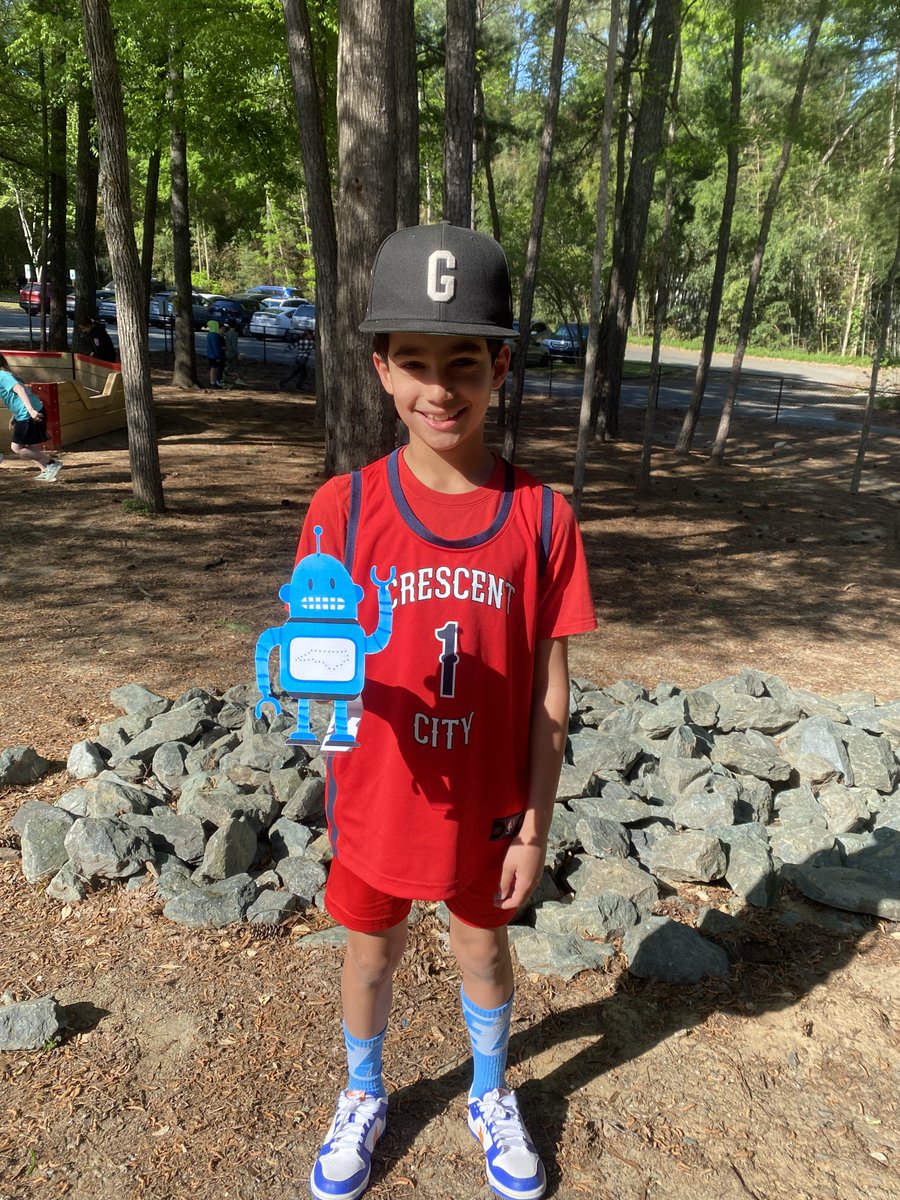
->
[[326, 1091, 384, 1154], [478, 1089, 533, 1153]]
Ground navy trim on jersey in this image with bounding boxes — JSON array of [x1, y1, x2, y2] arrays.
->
[[386, 448, 515, 549], [345, 470, 362, 570], [538, 485, 553, 578]]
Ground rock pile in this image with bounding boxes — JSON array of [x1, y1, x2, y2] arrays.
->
[[4, 671, 900, 987]]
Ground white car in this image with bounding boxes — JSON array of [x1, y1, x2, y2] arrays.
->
[[248, 298, 299, 339]]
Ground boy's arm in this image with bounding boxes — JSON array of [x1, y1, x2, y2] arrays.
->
[[495, 635, 570, 911]]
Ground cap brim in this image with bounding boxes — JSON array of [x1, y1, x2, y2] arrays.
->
[[359, 317, 518, 337]]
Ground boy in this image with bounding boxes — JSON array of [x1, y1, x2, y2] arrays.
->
[[206, 319, 225, 388], [78, 315, 117, 364], [298, 223, 596, 1200], [223, 320, 245, 386]]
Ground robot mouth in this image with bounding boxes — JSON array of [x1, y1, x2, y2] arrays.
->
[[300, 597, 346, 611]]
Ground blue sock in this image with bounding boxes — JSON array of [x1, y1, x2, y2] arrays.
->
[[461, 988, 512, 1099], [344, 1022, 387, 1098]]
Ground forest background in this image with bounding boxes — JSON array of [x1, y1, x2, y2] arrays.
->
[[1, 0, 899, 502]]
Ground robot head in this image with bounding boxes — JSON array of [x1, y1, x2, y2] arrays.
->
[[279, 525, 364, 618]]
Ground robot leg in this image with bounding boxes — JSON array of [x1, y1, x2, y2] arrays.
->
[[287, 697, 319, 745]]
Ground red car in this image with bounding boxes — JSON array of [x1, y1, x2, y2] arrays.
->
[[18, 282, 75, 316]]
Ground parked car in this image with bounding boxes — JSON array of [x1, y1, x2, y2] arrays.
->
[[18, 282, 75, 316], [288, 303, 317, 339], [97, 292, 120, 323], [148, 291, 210, 329], [504, 319, 550, 367], [543, 323, 589, 360], [244, 284, 309, 301], [248, 299, 300, 339], [205, 295, 256, 333]]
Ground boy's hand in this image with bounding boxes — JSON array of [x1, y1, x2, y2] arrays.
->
[[494, 839, 545, 910]]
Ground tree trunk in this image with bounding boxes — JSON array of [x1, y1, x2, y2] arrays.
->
[[282, 0, 339, 450], [850, 214, 900, 494], [674, 5, 744, 455], [840, 246, 862, 358], [38, 49, 49, 351], [395, 0, 419, 228], [709, 0, 826, 466], [572, 0, 619, 519], [597, 0, 680, 440], [48, 67, 68, 352], [141, 145, 162, 312], [443, 0, 476, 226], [332, 0, 398, 473], [476, 73, 501, 242], [639, 30, 681, 494], [168, 32, 198, 389], [79, 0, 165, 512], [502, 0, 571, 463], [72, 87, 99, 353]]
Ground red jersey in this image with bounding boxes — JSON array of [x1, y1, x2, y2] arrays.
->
[[294, 448, 596, 900]]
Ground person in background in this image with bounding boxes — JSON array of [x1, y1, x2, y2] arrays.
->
[[78, 316, 117, 364], [0, 353, 62, 481], [206, 319, 225, 389], [223, 320, 245, 387]]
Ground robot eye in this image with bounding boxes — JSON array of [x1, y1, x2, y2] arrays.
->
[[330, 578, 335, 589], [307, 578, 313, 589]]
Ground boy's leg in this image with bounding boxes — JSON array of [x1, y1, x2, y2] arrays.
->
[[11, 440, 50, 470], [311, 890, 408, 1200], [450, 917, 546, 1200]]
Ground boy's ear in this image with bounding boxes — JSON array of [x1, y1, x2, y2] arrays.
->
[[372, 350, 394, 394], [492, 342, 511, 389]]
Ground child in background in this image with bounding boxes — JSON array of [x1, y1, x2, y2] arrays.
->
[[293, 223, 597, 1200], [0, 353, 62, 481], [206, 319, 225, 389], [223, 320, 245, 386]]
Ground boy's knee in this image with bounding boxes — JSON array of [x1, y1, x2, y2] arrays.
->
[[450, 921, 510, 980], [345, 926, 407, 986]]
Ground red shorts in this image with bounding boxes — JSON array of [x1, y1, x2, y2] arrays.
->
[[325, 855, 517, 934]]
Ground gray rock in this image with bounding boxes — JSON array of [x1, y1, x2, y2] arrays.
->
[[304, 832, 334, 865], [510, 929, 614, 980], [66, 740, 107, 780], [96, 712, 152, 756], [10, 800, 58, 835], [767, 825, 838, 867], [556, 759, 600, 802], [162, 873, 257, 927], [604, 680, 648, 705], [711, 730, 791, 782], [197, 815, 258, 880], [183, 731, 241, 777], [527, 869, 562, 908], [568, 731, 643, 778], [657, 756, 712, 798], [714, 693, 800, 735], [642, 830, 726, 883], [246, 889, 298, 925], [874, 796, 900, 831], [563, 856, 658, 915], [46, 860, 88, 903], [574, 691, 620, 727], [85, 777, 152, 818], [673, 780, 739, 831], [0, 995, 65, 1051], [638, 696, 689, 737], [816, 783, 872, 834], [269, 816, 315, 859], [683, 689, 719, 728], [774, 783, 828, 829], [177, 785, 278, 834], [830, 689, 877, 711], [724, 839, 777, 907], [663, 724, 712, 760], [153, 857, 195, 901], [735, 775, 774, 824], [120, 808, 207, 864], [779, 717, 854, 785], [55, 788, 91, 817], [841, 726, 900, 793], [20, 807, 74, 882], [575, 814, 630, 858], [0, 746, 51, 785], [151, 742, 190, 791], [783, 863, 900, 921], [273, 771, 325, 822], [788, 689, 849, 723], [216, 701, 248, 731], [624, 916, 730, 983], [845, 702, 900, 735], [109, 683, 171, 716], [296, 925, 348, 949], [220, 732, 306, 774], [172, 686, 223, 716], [64, 817, 155, 879], [110, 698, 214, 765], [276, 856, 328, 903], [534, 893, 640, 938]]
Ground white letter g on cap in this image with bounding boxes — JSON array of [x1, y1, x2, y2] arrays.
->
[[427, 250, 456, 302]]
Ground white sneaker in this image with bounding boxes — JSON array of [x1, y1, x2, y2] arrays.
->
[[309, 1089, 388, 1200], [468, 1088, 546, 1200], [40, 461, 63, 482]]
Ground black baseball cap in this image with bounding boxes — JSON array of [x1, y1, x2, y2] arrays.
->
[[359, 222, 517, 338]]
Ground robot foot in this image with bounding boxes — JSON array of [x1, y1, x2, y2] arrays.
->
[[287, 732, 319, 746], [324, 733, 359, 749]]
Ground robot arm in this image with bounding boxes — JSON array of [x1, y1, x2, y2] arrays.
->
[[254, 626, 283, 718], [364, 566, 396, 655]]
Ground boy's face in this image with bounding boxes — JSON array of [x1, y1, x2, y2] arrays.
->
[[373, 332, 510, 460]]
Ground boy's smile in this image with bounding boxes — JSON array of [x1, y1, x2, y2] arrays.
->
[[373, 333, 510, 479]]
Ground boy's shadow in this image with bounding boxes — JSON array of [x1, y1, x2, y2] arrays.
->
[[374, 827, 897, 1195]]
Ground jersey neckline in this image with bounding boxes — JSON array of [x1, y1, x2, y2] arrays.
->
[[387, 447, 514, 549]]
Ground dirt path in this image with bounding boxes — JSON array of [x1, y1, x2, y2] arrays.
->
[[1, 357, 898, 1200]]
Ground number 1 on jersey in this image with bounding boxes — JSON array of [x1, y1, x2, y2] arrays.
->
[[435, 621, 459, 698]]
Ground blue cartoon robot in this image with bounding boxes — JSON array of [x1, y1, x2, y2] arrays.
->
[[254, 526, 395, 749]]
